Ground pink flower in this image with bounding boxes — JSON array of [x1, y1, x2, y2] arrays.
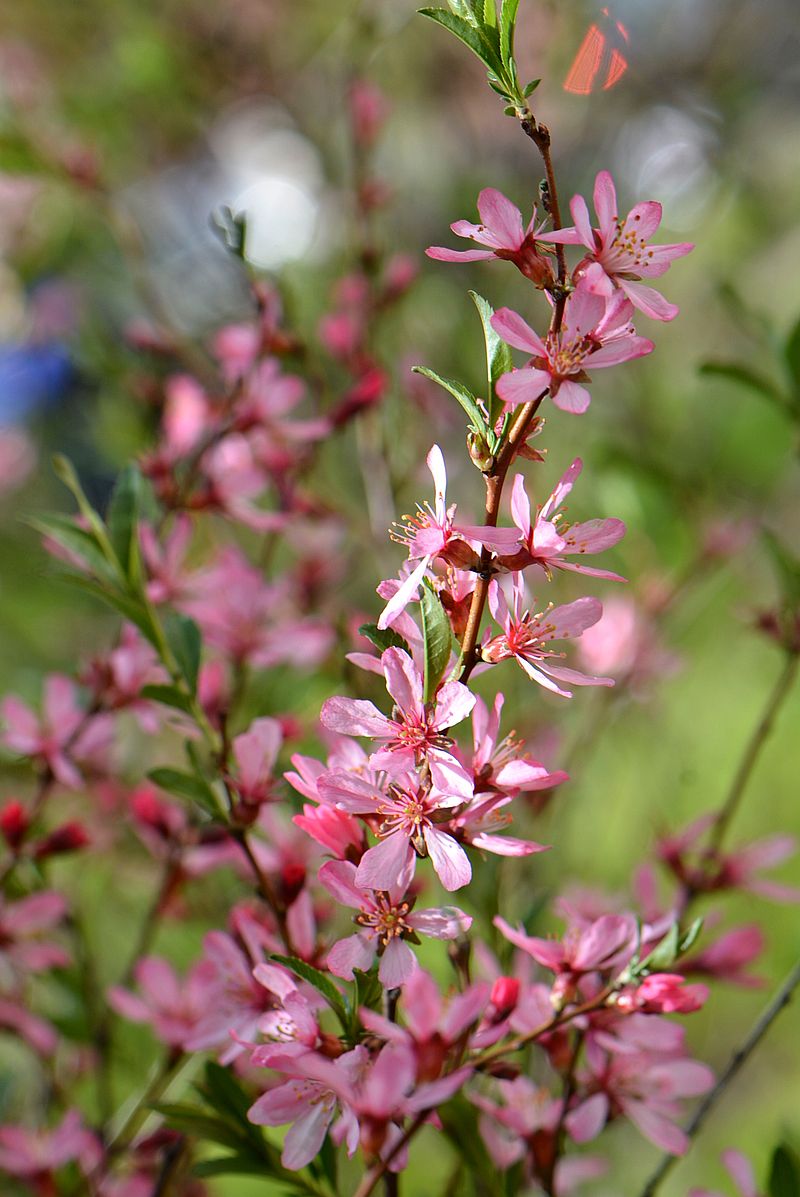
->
[[470, 1076, 560, 1168], [0, 891, 69, 975], [482, 575, 613, 697], [682, 925, 765, 988], [318, 860, 471, 987], [574, 1040, 714, 1155], [465, 694, 569, 798], [318, 769, 472, 891], [500, 460, 626, 580], [690, 1150, 762, 1197], [249, 1045, 367, 1170], [140, 515, 194, 605], [292, 802, 365, 861], [491, 287, 653, 414], [377, 445, 511, 629], [426, 189, 556, 288], [1, 675, 85, 788], [545, 170, 693, 321], [321, 647, 475, 782], [229, 717, 283, 810], [108, 956, 216, 1049], [0, 997, 58, 1056], [0, 1109, 101, 1180], [360, 969, 488, 1080], [618, 973, 709, 1015]]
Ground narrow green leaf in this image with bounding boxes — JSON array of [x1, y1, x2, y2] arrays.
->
[[699, 361, 784, 403], [784, 316, 800, 389], [499, 0, 519, 68], [164, 613, 202, 693], [202, 1062, 260, 1129], [140, 684, 195, 715], [271, 954, 350, 1030], [769, 1144, 800, 1197], [107, 465, 144, 584], [148, 767, 220, 814], [27, 514, 119, 583], [412, 367, 489, 437], [678, 917, 703, 956], [523, 78, 541, 97], [358, 623, 411, 655], [481, 0, 498, 29], [470, 291, 513, 429], [351, 968, 383, 1038], [52, 454, 118, 568], [152, 1104, 248, 1152], [55, 574, 157, 645], [418, 8, 504, 74], [193, 1156, 271, 1179], [420, 579, 453, 703]]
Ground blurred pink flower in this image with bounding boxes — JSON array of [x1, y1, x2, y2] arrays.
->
[[108, 956, 215, 1049], [0, 1109, 101, 1180], [690, 1150, 762, 1197]]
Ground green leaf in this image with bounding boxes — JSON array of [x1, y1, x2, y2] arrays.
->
[[55, 574, 157, 645], [499, 0, 519, 69], [678, 917, 703, 955], [481, 0, 497, 29], [784, 316, 800, 389], [470, 291, 513, 430], [193, 1155, 271, 1179], [412, 367, 489, 438], [420, 579, 453, 703], [639, 922, 679, 973], [27, 514, 119, 583], [153, 1104, 249, 1152], [52, 454, 118, 568], [201, 1062, 260, 1130], [523, 78, 541, 97], [699, 361, 784, 404], [148, 767, 220, 814], [357, 623, 411, 655], [418, 8, 504, 74], [769, 1144, 800, 1197], [107, 464, 144, 584], [271, 954, 350, 1031], [164, 613, 202, 693], [140, 684, 195, 715]]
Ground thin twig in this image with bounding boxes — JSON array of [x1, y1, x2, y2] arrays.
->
[[707, 651, 799, 855], [637, 957, 800, 1197]]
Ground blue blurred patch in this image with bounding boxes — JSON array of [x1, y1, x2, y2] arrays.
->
[[0, 342, 75, 424]]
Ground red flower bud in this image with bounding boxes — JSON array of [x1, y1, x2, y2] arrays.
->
[[0, 800, 30, 850]]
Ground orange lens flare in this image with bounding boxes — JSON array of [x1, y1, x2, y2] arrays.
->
[[563, 8, 630, 95]]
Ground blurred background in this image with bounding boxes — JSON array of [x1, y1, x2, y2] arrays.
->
[[1, 0, 799, 1193]]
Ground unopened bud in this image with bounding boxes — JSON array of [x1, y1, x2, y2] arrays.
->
[[467, 429, 494, 472], [0, 800, 30, 850], [34, 822, 90, 858], [489, 976, 520, 1019]]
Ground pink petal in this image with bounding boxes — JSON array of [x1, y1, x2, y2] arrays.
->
[[317, 860, 367, 909], [587, 335, 655, 368], [423, 826, 472, 891], [381, 648, 423, 717], [622, 200, 663, 241], [476, 189, 525, 250], [722, 1149, 758, 1197], [570, 192, 595, 247], [496, 366, 552, 408], [401, 968, 441, 1039], [494, 916, 564, 969], [616, 277, 678, 321], [432, 680, 475, 732], [283, 1101, 335, 1170], [621, 1097, 687, 1155], [320, 696, 389, 738], [565, 1092, 608, 1142], [470, 832, 547, 857], [551, 380, 591, 414], [510, 474, 532, 541], [593, 170, 618, 239], [327, 933, 375, 980], [407, 905, 472, 939], [490, 308, 547, 356], [426, 246, 496, 263], [356, 832, 415, 891]]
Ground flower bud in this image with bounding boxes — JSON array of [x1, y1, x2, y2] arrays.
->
[[0, 800, 30, 850]]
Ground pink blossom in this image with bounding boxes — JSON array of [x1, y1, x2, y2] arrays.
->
[[544, 170, 693, 321], [500, 460, 626, 580], [690, 1150, 762, 1197], [249, 1045, 367, 1170], [377, 445, 512, 629], [318, 769, 472, 891], [1, 675, 86, 788], [140, 515, 194, 605], [0, 997, 58, 1056], [491, 287, 653, 414], [108, 956, 216, 1049], [321, 647, 475, 782], [470, 1076, 560, 1168], [0, 891, 69, 976], [161, 374, 210, 459], [318, 860, 471, 987], [426, 189, 556, 288], [360, 968, 488, 1080], [465, 694, 569, 799], [574, 1039, 714, 1154], [618, 973, 709, 1015], [229, 717, 283, 809], [0, 1109, 101, 1180], [482, 575, 613, 697], [683, 925, 765, 988]]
